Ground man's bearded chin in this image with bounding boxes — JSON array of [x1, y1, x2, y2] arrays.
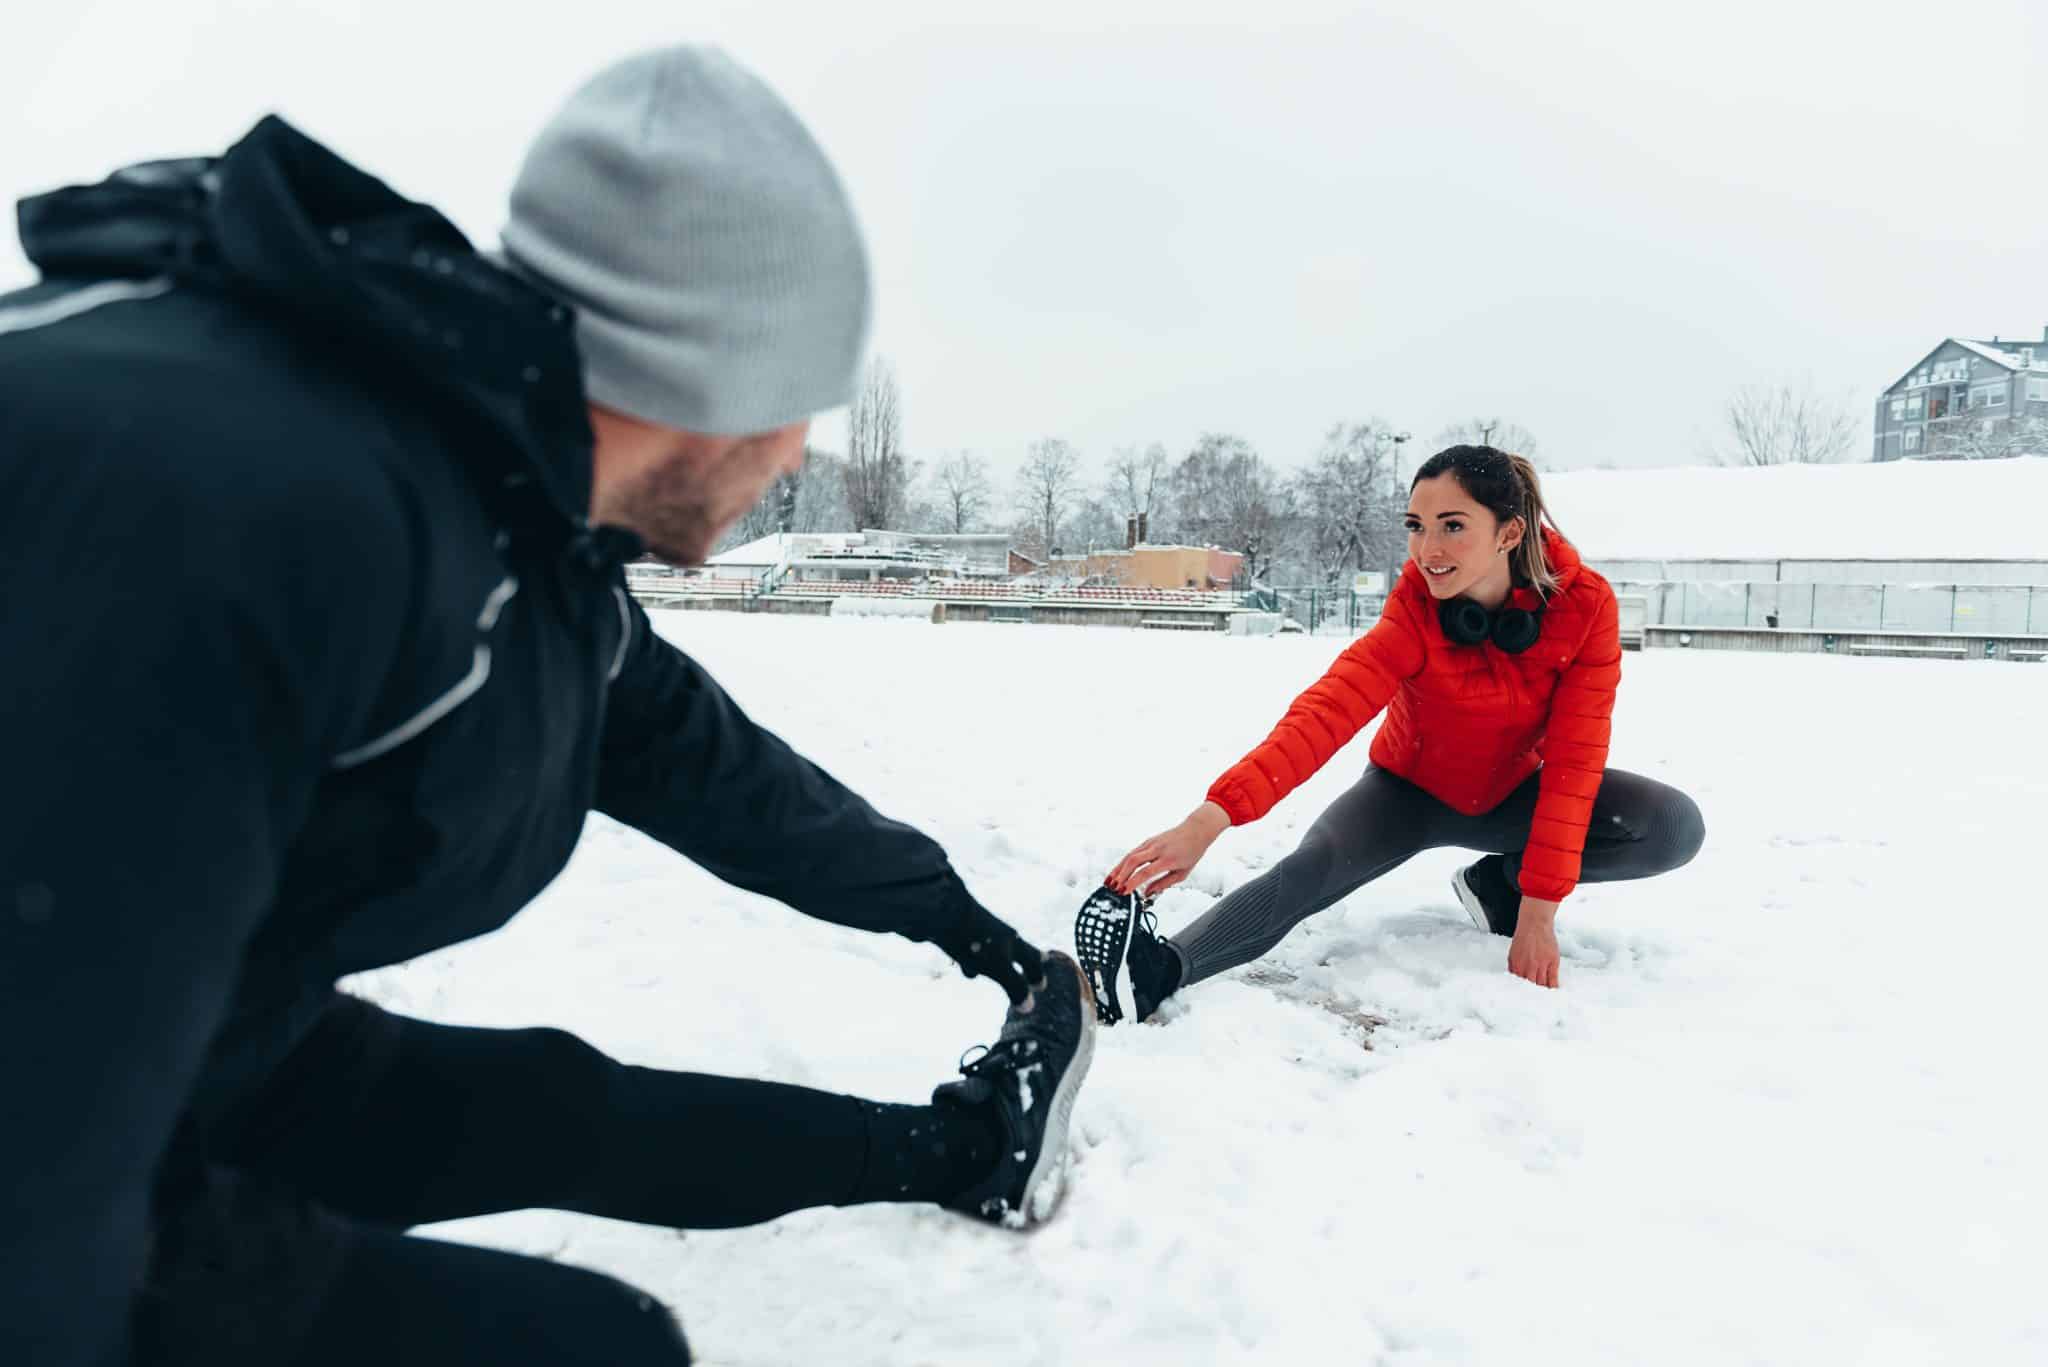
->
[[637, 510, 716, 566], [602, 456, 726, 566], [612, 479, 718, 566]]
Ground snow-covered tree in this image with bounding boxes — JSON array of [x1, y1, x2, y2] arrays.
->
[[1927, 414, 2048, 461], [1293, 421, 1407, 589], [1166, 433, 1287, 580], [716, 448, 848, 550]]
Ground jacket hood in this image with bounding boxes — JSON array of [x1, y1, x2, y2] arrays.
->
[[16, 116, 595, 538]]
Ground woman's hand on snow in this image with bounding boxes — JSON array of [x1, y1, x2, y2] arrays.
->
[[1508, 898, 1562, 989], [1108, 801, 1230, 897]]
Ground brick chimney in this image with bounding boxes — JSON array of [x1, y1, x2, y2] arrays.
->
[[1125, 515, 1138, 550], [1137, 512, 1149, 544]]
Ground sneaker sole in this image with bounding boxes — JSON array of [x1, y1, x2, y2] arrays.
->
[[1450, 869, 1490, 933], [1015, 955, 1098, 1226], [1074, 890, 1139, 1026]]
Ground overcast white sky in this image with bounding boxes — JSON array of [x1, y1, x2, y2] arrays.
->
[[4, 0, 2042, 475]]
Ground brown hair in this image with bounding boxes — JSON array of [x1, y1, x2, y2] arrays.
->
[[1411, 445, 1562, 598]]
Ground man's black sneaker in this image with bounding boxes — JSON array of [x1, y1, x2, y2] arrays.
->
[[933, 949, 1097, 1227], [1452, 854, 1520, 937], [1074, 883, 1182, 1026]]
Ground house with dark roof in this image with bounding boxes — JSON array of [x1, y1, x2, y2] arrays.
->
[[1874, 328, 2048, 459]]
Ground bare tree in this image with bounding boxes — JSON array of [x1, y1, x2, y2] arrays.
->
[[1720, 379, 1858, 466], [930, 450, 992, 532], [1013, 437, 1083, 558], [1294, 420, 1407, 588], [791, 451, 848, 532], [1104, 442, 1169, 524], [844, 356, 912, 528], [1433, 417, 1541, 465], [1927, 413, 2048, 461], [1167, 433, 1287, 580], [1064, 493, 1125, 556]]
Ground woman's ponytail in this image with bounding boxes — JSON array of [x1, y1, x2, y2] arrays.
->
[[1503, 450, 1560, 599]]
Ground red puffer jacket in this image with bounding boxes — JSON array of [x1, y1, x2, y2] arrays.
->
[[1206, 527, 1621, 902]]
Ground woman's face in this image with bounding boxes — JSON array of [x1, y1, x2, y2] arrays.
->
[[1404, 472, 1521, 603]]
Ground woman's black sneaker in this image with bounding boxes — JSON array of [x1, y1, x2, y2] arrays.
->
[[1074, 884, 1182, 1025], [933, 950, 1097, 1227], [1452, 855, 1520, 936]]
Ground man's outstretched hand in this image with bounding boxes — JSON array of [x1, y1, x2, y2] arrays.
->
[[935, 903, 1047, 1006]]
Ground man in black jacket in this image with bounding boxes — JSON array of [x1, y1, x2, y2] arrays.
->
[[0, 46, 1095, 1367]]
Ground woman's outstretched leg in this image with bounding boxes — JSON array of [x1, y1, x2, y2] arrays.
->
[[1152, 768, 1447, 1002]]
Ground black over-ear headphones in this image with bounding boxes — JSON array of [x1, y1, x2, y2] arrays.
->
[[1438, 596, 1543, 654]]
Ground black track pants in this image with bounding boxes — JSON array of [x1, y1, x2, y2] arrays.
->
[[137, 997, 994, 1365]]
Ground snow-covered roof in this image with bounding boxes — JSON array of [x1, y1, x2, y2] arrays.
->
[[1887, 338, 2048, 393], [1953, 338, 2026, 370], [706, 532, 863, 566], [1543, 456, 2048, 562]]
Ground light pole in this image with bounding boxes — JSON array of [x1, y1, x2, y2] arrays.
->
[[1377, 429, 1414, 600]]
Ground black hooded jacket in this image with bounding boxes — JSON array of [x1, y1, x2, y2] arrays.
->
[[0, 118, 978, 1365]]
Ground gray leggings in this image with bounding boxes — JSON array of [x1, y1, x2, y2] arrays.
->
[[1172, 766, 1705, 987]]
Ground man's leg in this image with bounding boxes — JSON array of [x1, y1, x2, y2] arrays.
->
[[216, 995, 1005, 1232], [138, 1168, 692, 1366]]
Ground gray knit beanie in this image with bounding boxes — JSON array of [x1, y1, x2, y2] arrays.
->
[[500, 46, 871, 435]]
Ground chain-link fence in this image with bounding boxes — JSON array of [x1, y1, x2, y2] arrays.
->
[[1244, 586, 1382, 635]]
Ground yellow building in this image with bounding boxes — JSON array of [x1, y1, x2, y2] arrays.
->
[[1044, 543, 1243, 590]]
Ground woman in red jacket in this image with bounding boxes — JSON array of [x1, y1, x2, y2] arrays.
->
[[1077, 445, 1702, 1020]]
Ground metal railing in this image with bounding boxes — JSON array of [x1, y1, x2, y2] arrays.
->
[[627, 569, 1245, 613], [1612, 579, 2048, 635]]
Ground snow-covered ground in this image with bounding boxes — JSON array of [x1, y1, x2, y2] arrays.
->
[[355, 613, 2048, 1365]]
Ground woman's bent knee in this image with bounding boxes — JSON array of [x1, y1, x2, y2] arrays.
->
[[1661, 789, 1706, 873]]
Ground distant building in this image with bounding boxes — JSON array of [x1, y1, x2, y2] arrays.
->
[[1543, 458, 2048, 636], [702, 529, 1012, 584], [1874, 328, 2048, 460], [1037, 514, 1243, 590]]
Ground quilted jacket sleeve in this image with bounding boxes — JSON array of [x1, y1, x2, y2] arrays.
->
[[1517, 585, 1622, 901], [1205, 588, 1429, 825], [594, 596, 974, 945]]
